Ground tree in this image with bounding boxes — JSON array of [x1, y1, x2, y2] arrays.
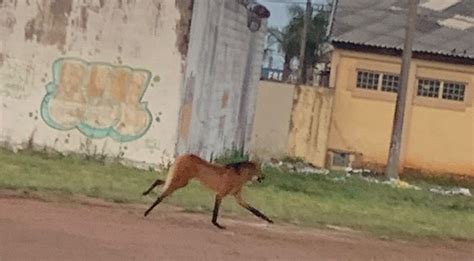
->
[[268, 4, 329, 83]]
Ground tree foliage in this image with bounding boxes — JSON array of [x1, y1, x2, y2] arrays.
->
[[268, 4, 329, 82]]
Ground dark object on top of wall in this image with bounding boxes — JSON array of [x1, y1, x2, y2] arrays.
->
[[239, 0, 270, 32], [248, 3, 270, 19]]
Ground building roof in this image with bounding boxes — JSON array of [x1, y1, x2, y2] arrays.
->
[[329, 0, 474, 60]]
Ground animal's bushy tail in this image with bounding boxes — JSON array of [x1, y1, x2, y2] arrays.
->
[[142, 178, 165, 196]]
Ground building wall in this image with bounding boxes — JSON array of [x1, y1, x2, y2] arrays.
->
[[288, 85, 334, 167], [0, 0, 190, 168], [328, 49, 474, 175], [248, 81, 334, 167], [404, 61, 473, 175], [176, 0, 267, 160], [249, 81, 294, 158]]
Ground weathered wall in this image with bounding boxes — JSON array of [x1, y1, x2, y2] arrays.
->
[[249, 81, 294, 158], [248, 81, 334, 165], [0, 0, 190, 168], [404, 61, 474, 175], [288, 85, 334, 167], [176, 0, 267, 160], [328, 49, 474, 175], [328, 51, 397, 167]]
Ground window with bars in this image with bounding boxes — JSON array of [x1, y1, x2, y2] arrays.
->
[[332, 152, 349, 167], [417, 78, 466, 102], [354, 70, 469, 105], [417, 79, 441, 98], [442, 81, 466, 101], [356, 71, 379, 90], [381, 74, 400, 93], [356, 70, 400, 93]]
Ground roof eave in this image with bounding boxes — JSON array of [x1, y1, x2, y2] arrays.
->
[[330, 39, 474, 65]]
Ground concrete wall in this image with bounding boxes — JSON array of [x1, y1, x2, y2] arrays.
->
[[288, 86, 334, 167], [328, 49, 474, 176], [176, 0, 267, 160], [328, 50, 397, 167], [0, 0, 191, 168], [404, 62, 474, 175], [249, 81, 334, 167], [249, 81, 294, 158]]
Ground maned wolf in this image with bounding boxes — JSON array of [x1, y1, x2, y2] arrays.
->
[[142, 154, 273, 229]]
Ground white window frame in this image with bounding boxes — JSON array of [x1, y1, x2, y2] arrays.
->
[[416, 78, 466, 102], [356, 69, 400, 93]]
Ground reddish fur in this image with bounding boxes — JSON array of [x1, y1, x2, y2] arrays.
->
[[142, 154, 273, 229], [162, 154, 258, 197]]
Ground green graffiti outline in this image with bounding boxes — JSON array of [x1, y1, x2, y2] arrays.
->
[[41, 57, 154, 143]]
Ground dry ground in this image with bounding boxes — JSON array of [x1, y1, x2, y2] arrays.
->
[[0, 194, 472, 261]]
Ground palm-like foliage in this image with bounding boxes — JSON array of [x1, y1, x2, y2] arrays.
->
[[267, 4, 329, 82]]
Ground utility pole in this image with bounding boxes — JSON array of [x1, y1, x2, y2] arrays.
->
[[385, 0, 419, 179], [298, 0, 312, 84]]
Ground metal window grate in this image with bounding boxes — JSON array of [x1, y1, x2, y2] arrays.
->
[[417, 79, 440, 98], [381, 74, 399, 93], [356, 71, 379, 90], [332, 152, 349, 167], [442, 81, 465, 102]]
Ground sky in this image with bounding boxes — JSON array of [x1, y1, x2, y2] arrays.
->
[[258, 0, 330, 29], [259, 0, 332, 70]]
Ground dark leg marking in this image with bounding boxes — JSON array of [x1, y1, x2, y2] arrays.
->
[[235, 194, 273, 224], [144, 195, 165, 217], [144, 179, 188, 217], [142, 179, 165, 196], [245, 205, 274, 224], [212, 195, 226, 229]]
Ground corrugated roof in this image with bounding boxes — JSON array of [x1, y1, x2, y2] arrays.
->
[[330, 0, 474, 59]]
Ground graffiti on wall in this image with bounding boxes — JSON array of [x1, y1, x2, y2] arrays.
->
[[41, 57, 154, 142]]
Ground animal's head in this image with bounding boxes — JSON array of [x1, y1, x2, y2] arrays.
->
[[226, 161, 265, 183]]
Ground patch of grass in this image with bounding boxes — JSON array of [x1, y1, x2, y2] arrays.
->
[[257, 168, 473, 239], [0, 149, 156, 204], [402, 169, 474, 190], [212, 149, 249, 165], [0, 149, 473, 240], [280, 156, 306, 164]]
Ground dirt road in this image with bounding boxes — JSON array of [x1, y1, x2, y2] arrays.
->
[[0, 195, 472, 261]]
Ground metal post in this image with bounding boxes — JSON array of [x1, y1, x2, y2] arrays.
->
[[385, 0, 419, 179], [298, 0, 312, 84]]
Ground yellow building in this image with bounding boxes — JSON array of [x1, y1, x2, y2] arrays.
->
[[325, 0, 474, 176]]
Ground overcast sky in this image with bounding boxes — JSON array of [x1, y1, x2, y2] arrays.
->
[[259, 0, 330, 28]]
